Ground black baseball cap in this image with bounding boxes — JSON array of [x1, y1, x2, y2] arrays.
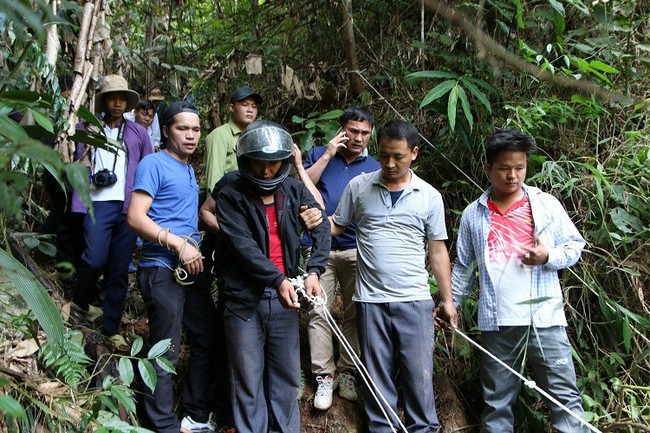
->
[[230, 86, 263, 104], [159, 100, 200, 127]]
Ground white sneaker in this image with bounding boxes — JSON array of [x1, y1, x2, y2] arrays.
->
[[313, 374, 337, 410], [338, 371, 358, 401], [180, 413, 217, 433]]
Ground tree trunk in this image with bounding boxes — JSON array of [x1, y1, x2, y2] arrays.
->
[[45, 0, 60, 70], [339, 0, 365, 97]]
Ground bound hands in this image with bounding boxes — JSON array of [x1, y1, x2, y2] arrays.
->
[[278, 279, 301, 309], [179, 243, 204, 275], [278, 274, 322, 309]]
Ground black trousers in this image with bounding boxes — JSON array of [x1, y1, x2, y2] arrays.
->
[[137, 266, 217, 432], [196, 231, 234, 427]]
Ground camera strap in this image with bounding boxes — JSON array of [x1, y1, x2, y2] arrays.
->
[[94, 120, 127, 173]]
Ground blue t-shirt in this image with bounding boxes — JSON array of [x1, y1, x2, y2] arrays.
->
[[302, 146, 380, 249], [133, 150, 200, 267]]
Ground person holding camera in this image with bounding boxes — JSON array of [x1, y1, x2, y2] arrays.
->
[[71, 74, 152, 352]]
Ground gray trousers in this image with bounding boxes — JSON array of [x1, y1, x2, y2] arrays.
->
[[224, 288, 300, 433], [357, 300, 440, 433], [480, 326, 587, 433]]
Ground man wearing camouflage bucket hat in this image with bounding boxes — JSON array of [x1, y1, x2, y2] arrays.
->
[[71, 74, 152, 352]]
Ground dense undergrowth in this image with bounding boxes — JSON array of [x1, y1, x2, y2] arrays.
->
[[1, 0, 648, 431]]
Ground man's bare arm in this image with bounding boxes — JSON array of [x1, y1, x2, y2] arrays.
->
[[329, 216, 347, 237], [127, 190, 203, 274], [199, 194, 219, 233], [428, 239, 458, 328]]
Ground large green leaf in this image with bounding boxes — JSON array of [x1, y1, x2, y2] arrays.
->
[[0, 248, 64, 351], [0, 395, 26, 420], [131, 336, 144, 356], [138, 359, 158, 393], [420, 80, 457, 108], [118, 357, 135, 386], [147, 338, 171, 359], [456, 85, 473, 131], [156, 356, 176, 375], [447, 84, 459, 132], [406, 70, 458, 80], [110, 385, 136, 414], [461, 78, 492, 112], [316, 109, 343, 121]]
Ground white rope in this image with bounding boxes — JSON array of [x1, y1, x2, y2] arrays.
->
[[354, 69, 607, 432], [437, 319, 602, 433], [289, 275, 409, 433]]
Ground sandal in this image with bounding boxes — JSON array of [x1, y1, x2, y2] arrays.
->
[[108, 334, 130, 352]]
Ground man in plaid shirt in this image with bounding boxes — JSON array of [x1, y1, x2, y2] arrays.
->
[[451, 129, 587, 433]]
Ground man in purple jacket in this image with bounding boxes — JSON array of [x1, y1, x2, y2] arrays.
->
[[72, 74, 152, 351]]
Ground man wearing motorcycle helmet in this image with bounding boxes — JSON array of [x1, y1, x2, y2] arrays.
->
[[214, 120, 331, 433]]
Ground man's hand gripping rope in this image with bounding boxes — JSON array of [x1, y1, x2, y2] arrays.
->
[[156, 228, 205, 286]]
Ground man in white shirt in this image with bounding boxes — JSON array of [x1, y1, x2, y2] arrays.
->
[[72, 74, 152, 351]]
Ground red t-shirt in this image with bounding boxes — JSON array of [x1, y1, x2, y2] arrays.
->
[[265, 203, 285, 274]]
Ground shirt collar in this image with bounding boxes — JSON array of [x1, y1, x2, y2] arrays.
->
[[226, 119, 244, 137], [479, 183, 531, 207], [371, 169, 422, 192]]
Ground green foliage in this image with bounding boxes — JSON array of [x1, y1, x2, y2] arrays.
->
[[117, 337, 175, 394], [1, 0, 648, 431], [0, 247, 64, 350], [39, 330, 92, 388], [0, 378, 26, 422], [291, 109, 344, 152], [406, 70, 494, 134], [11, 232, 57, 257]]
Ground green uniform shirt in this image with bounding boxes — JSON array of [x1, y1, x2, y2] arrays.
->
[[202, 119, 241, 193]]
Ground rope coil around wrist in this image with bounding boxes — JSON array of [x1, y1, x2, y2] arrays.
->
[[140, 228, 205, 286]]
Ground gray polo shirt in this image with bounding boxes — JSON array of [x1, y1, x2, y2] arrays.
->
[[333, 170, 448, 302]]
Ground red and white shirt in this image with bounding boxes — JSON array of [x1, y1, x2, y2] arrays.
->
[[487, 195, 535, 325]]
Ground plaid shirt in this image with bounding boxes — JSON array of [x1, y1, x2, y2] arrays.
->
[[451, 184, 585, 331]]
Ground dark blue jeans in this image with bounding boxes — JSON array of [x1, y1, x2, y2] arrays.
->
[[74, 200, 136, 336], [224, 288, 300, 433], [137, 266, 217, 433], [357, 300, 440, 433]]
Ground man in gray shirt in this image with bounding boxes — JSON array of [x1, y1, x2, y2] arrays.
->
[[331, 120, 457, 432]]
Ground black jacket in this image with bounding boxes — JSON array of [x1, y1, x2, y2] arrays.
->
[[215, 175, 331, 319]]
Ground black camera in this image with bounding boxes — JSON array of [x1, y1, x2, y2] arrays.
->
[[91, 169, 118, 187]]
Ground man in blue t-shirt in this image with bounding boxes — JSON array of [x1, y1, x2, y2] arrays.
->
[[127, 101, 216, 433], [302, 107, 380, 410]]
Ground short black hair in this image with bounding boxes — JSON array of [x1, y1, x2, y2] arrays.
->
[[484, 129, 536, 165], [339, 107, 374, 128], [135, 100, 156, 112], [377, 120, 419, 150]]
